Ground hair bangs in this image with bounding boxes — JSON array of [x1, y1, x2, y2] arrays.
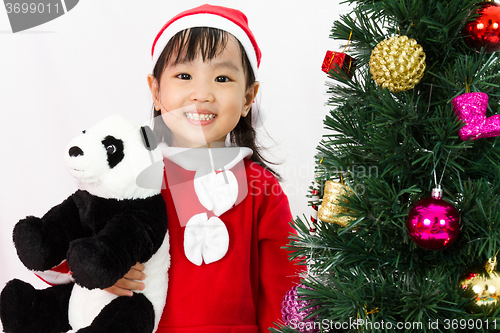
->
[[163, 28, 228, 70]]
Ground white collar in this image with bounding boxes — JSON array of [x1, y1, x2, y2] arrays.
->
[[159, 143, 253, 171]]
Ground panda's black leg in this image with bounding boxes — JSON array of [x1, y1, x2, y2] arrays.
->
[[76, 293, 155, 333], [0, 279, 73, 333]]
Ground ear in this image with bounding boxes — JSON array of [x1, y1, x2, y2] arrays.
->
[[147, 74, 161, 111], [140, 126, 158, 151], [242, 81, 260, 117]]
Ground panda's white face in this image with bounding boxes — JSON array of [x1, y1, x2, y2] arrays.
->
[[64, 115, 163, 200], [66, 134, 124, 183]]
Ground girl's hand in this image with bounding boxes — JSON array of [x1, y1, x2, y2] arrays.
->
[[103, 262, 146, 297]]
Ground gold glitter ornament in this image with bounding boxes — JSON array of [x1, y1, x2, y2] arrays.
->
[[459, 257, 500, 315], [369, 35, 426, 93], [317, 181, 354, 227]]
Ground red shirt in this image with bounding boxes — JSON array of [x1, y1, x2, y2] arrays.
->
[[157, 157, 299, 333]]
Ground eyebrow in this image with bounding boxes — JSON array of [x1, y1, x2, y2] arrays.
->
[[170, 59, 240, 72], [212, 61, 240, 72]]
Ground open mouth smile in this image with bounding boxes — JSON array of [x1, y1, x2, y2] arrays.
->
[[185, 112, 217, 124]]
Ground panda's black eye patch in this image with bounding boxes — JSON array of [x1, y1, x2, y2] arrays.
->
[[101, 136, 124, 169]]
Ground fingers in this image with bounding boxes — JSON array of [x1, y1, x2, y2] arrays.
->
[[104, 284, 134, 297], [132, 262, 146, 271], [117, 277, 145, 291], [103, 262, 146, 297], [123, 263, 146, 281], [104, 278, 145, 297]]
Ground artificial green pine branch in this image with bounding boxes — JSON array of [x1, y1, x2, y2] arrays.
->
[[279, 0, 500, 332]]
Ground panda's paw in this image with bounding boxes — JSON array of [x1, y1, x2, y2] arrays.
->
[[13, 216, 63, 271], [1, 279, 73, 333], [0, 279, 38, 333], [67, 237, 125, 290]]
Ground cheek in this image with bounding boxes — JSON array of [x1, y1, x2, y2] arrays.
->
[[229, 98, 246, 120], [157, 86, 173, 106], [157, 78, 183, 103], [159, 103, 193, 131], [221, 108, 243, 132], [157, 87, 184, 115], [160, 109, 176, 130]]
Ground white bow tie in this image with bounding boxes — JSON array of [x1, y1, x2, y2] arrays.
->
[[183, 167, 237, 265], [184, 213, 229, 266], [193, 166, 238, 216]]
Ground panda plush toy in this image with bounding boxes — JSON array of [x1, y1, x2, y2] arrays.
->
[[0, 115, 169, 333]]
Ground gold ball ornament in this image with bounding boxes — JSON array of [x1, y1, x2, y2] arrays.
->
[[369, 36, 426, 93], [459, 257, 500, 315], [317, 180, 354, 227]]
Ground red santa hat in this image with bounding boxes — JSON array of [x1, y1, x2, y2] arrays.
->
[[151, 4, 261, 77]]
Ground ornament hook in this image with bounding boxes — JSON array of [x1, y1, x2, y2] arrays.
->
[[432, 150, 451, 195], [431, 185, 443, 199], [486, 257, 498, 273]]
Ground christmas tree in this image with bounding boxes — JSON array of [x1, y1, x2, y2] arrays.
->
[[274, 0, 500, 332]]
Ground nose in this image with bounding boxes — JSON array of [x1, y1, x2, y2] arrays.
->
[[189, 80, 214, 103], [69, 146, 84, 157]]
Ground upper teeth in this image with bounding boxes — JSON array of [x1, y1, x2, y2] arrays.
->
[[186, 113, 216, 121]]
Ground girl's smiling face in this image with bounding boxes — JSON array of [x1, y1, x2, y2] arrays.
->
[[148, 34, 259, 148]]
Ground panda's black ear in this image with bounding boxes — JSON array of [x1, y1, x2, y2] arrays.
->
[[140, 126, 158, 151]]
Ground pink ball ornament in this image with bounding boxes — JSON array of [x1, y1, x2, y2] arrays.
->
[[406, 187, 460, 251], [281, 284, 319, 333]]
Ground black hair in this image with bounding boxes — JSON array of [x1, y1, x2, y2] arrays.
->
[[151, 27, 281, 180]]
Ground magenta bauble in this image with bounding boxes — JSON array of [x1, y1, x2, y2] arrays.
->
[[406, 189, 460, 251], [281, 284, 319, 333]]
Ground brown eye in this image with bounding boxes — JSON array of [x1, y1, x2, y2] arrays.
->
[[215, 76, 230, 83], [176, 73, 191, 80]]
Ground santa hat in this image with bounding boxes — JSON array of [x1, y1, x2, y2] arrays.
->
[[151, 4, 261, 77]]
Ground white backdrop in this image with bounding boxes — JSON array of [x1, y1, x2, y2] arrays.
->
[[0, 0, 349, 324]]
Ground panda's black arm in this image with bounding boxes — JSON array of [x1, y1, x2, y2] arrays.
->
[[66, 194, 167, 290], [13, 193, 89, 271]]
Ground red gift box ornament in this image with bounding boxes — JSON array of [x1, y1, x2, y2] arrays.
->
[[321, 50, 356, 78]]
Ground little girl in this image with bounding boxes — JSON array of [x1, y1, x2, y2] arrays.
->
[[6, 4, 300, 333], [143, 4, 300, 332]]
